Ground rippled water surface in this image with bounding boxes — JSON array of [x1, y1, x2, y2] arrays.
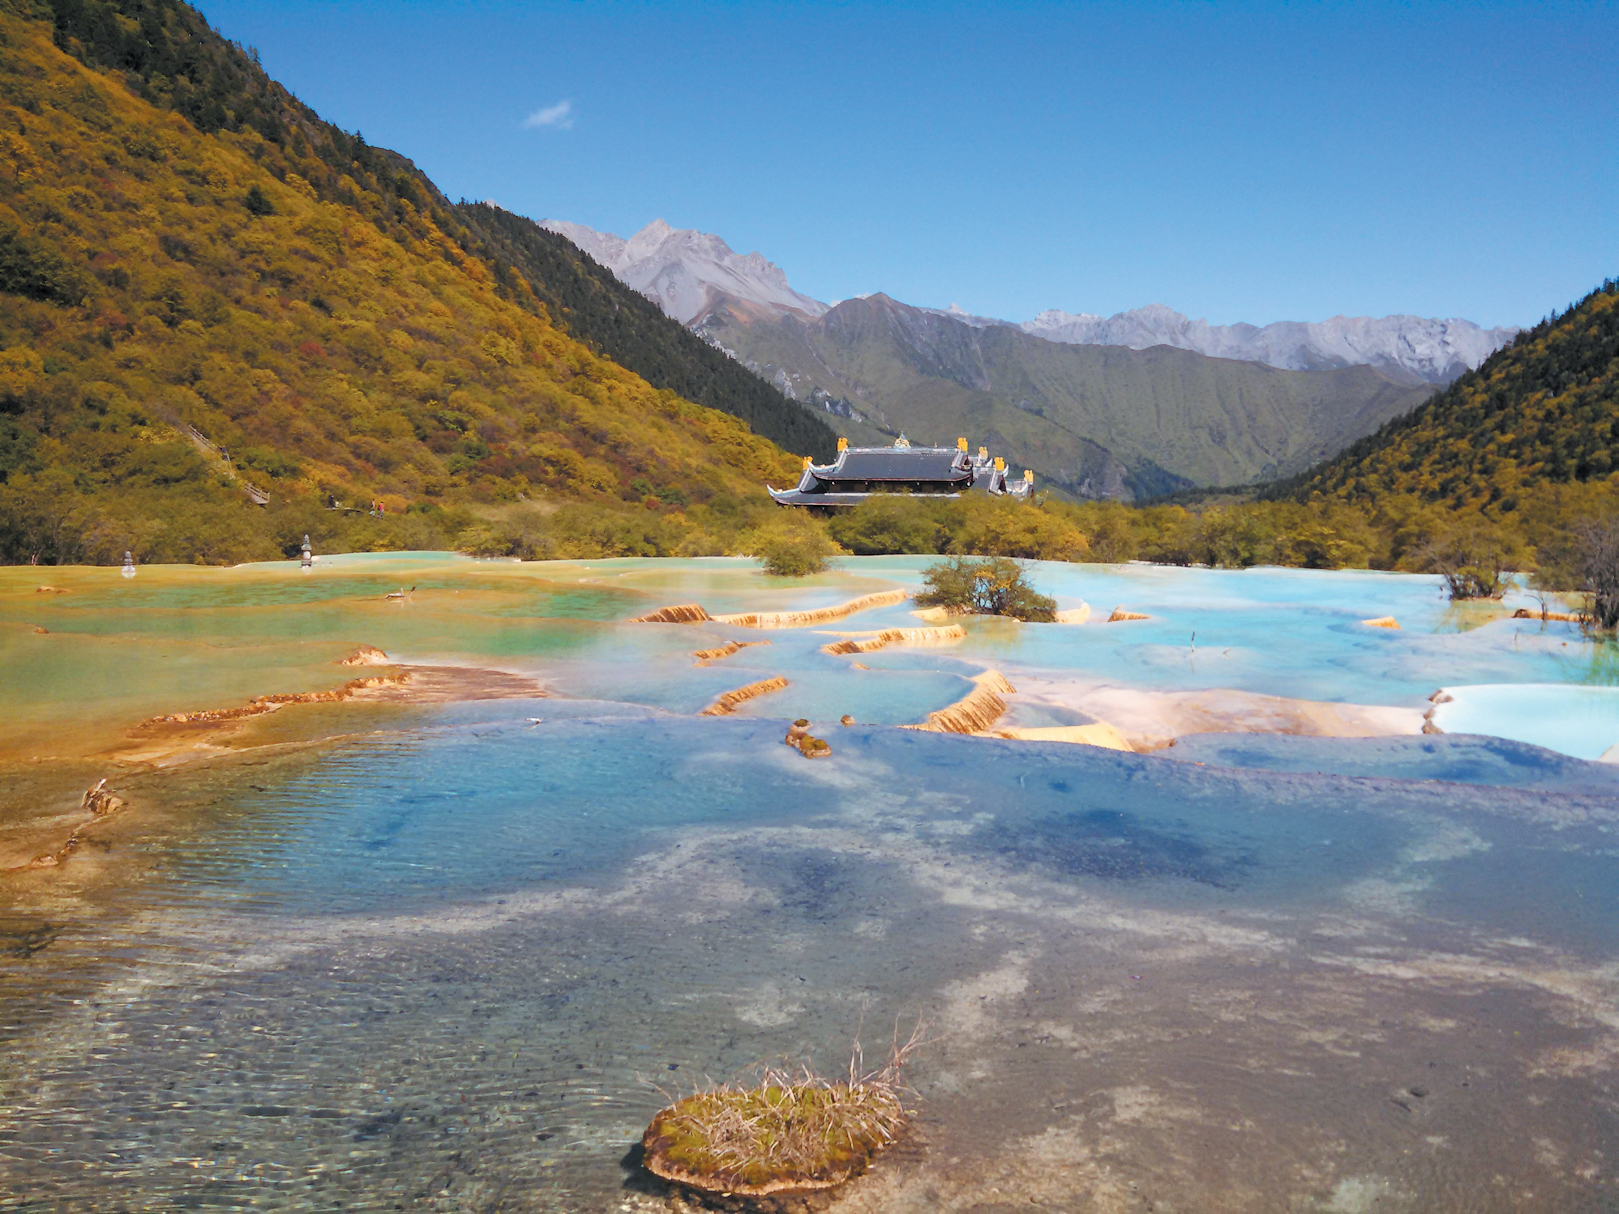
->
[[2, 555, 1617, 1211]]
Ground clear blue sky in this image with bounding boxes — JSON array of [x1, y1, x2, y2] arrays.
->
[[198, 0, 1616, 329]]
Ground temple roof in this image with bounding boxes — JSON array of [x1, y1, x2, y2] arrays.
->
[[767, 439, 1033, 507], [812, 448, 970, 484]]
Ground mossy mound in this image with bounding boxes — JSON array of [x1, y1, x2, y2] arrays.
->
[[642, 1079, 906, 1200], [797, 736, 832, 759]]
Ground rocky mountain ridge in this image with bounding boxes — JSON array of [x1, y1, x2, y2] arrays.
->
[[546, 219, 1516, 384], [540, 219, 827, 325], [1021, 304, 1517, 386], [696, 293, 1434, 499]]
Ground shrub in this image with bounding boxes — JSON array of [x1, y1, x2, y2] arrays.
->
[[1418, 525, 1523, 600], [746, 514, 843, 577], [640, 1027, 921, 1199], [1575, 516, 1619, 631], [915, 555, 1056, 621], [0, 224, 90, 306]]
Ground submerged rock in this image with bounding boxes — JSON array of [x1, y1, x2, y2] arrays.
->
[[797, 736, 832, 759], [81, 778, 123, 818]]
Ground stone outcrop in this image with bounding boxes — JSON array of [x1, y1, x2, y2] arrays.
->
[[820, 624, 965, 655], [1106, 607, 1151, 622], [632, 603, 713, 623], [81, 778, 123, 817], [699, 676, 789, 716], [1054, 604, 1092, 624], [1361, 616, 1401, 629], [7, 778, 126, 872], [904, 671, 1016, 734], [340, 645, 392, 666], [716, 590, 908, 629]]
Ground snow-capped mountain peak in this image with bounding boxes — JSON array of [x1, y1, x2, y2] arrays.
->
[[1021, 306, 1517, 385], [538, 218, 827, 325]]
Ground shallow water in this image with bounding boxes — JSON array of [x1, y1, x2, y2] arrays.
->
[[2, 555, 1617, 1210]]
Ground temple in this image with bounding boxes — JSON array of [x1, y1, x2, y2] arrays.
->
[[768, 436, 1034, 508]]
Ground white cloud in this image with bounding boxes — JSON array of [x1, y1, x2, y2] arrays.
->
[[522, 100, 574, 130]]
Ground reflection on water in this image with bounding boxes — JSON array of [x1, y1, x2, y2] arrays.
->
[[2, 556, 1618, 1210]]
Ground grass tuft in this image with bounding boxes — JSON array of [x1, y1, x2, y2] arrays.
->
[[642, 1023, 924, 1199]]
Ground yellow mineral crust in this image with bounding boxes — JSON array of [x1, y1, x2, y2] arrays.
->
[[699, 676, 790, 716], [994, 722, 1135, 751], [631, 603, 714, 623], [693, 639, 772, 663], [904, 671, 1017, 734], [715, 590, 908, 629], [820, 624, 965, 655]]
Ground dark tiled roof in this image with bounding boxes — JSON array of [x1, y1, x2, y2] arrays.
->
[[768, 487, 963, 507], [815, 448, 968, 483]]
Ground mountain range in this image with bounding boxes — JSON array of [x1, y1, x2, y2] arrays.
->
[[540, 219, 1517, 386], [538, 218, 1517, 496], [698, 292, 1435, 497]]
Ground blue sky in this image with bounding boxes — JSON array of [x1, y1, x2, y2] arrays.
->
[[199, 1, 1616, 329]]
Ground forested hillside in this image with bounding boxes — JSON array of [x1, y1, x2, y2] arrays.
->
[[40, 0, 834, 459], [0, 0, 829, 564], [451, 203, 834, 457], [1291, 279, 1618, 510]]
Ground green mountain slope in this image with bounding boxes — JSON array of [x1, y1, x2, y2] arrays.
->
[[700, 293, 1437, 499], [0, 2, 810, 564], [1287, 278, 1619, 510], [37, 0, 834, 460]]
